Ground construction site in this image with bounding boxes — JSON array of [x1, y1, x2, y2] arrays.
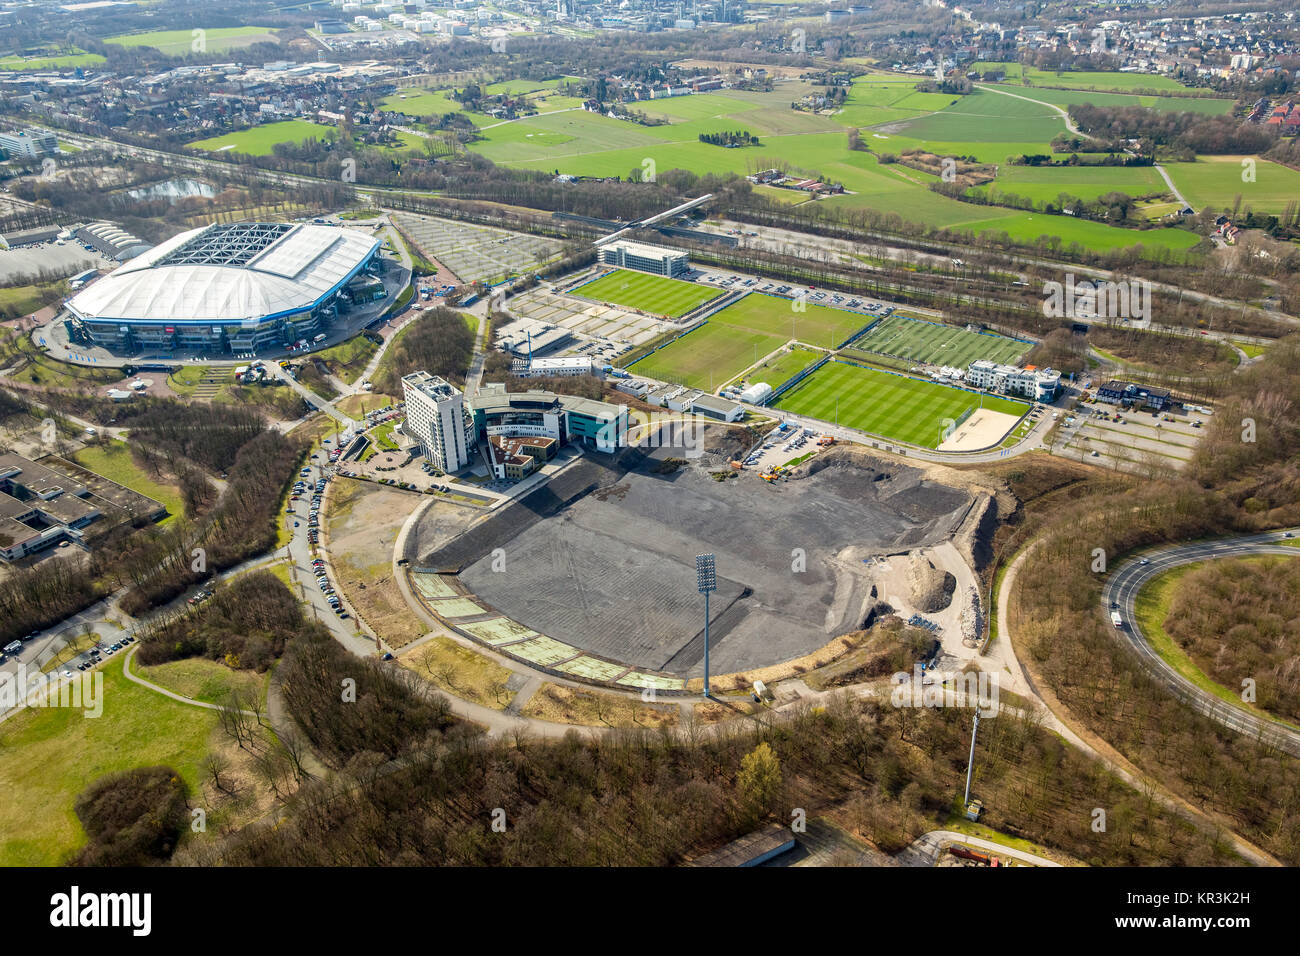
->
[[409, 430, 992, 680]]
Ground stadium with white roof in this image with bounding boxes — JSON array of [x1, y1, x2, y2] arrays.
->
[[65, 221, 383, 353]]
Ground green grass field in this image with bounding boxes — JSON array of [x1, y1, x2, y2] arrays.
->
[[975, 63, 1208, 94], [72, 443, 183, 527], [774, 361, 1028, 448], [850, 314, 1032, 367], [1163, 156, 1300, 217], [628, 293, 874, 388], [0, 664, 218, 865], [0, 51, 105, 71], [189, 120, 334, 156], [980, 164, 1170, 204], [104, 26, 278, 56], [712, 293, 871, 348], [747, 344, 823, 390], [631, 323, 787, 390], [576, 269, 721, 317]]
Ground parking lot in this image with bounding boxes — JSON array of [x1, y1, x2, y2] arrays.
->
[[392, 212, 562, 284], [506, 283, 666, 351], [690, 266, 897, 317], [1053, 400, 1206, 471]]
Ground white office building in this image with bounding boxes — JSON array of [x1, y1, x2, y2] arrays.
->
[[0, 128, 58, 159], [402, 371, 475, 472], [967, 360, 1060, 401], [599, 240, 689, 278]]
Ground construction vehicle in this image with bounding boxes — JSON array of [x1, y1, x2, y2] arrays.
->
[[817, 435, 836, 447], [729, 460, 744, 470]]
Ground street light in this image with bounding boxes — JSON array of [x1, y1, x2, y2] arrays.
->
[[696, 553, 716, 698]]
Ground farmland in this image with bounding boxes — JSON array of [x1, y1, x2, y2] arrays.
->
[[849, 314, 1032, 367], [575, 269, 721, 317], [773, 360, 1028, 448], [459, 73, 1211, 260], [1162, 157, 1300, 217]]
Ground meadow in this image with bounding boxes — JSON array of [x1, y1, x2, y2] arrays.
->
[[104, 26, 279, 56], [575, 269, 721, 317], [189, 120, 335, 155], [0, 51, 104, 70], [446, 72, 1216, 259], [1163, 157, 1300, 217], [774, 361, 1028, 448]]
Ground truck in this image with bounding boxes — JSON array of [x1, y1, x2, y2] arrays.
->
[[1111, 611, 1124, 628]]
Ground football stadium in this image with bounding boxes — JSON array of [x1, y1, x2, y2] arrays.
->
[[65, 221, 383, 354]]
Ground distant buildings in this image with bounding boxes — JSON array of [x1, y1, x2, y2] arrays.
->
[[0, 127, 57, 159]]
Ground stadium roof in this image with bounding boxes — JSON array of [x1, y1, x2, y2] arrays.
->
[[67, 222, 380, 323]]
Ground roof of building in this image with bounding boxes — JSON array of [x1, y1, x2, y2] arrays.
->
[[690, 394, 742, 414], [67, 222, 380, 323]]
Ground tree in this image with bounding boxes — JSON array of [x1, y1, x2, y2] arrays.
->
[[736, 741, 782, 824]]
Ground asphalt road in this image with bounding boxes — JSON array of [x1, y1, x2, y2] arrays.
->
[[1103, 529, 1300, 756]]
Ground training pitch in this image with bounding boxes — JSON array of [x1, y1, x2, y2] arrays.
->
[[774, 361, 1028, 448], [576, 270, 720, 317], [851, 314, 1031, 367], [629, 292, 872, 390]]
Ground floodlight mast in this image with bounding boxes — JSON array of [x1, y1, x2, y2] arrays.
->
[[696, 553, 717, 697]]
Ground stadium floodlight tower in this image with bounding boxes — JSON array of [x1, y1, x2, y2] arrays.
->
[[696, 553, 717, 698]]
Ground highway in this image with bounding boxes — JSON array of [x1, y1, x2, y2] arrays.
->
[[1103, 529, 1300, 756]]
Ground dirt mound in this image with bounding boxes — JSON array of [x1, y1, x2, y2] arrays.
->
[[907, 553, 956, 613]]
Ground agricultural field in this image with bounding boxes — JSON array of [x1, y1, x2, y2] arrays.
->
[[1162, 156, 1300, 218], [460, 74, 1207, 260], [575, 269, 721, 317], [984, 83, 1234, 116], [103, 26, 279, 56], [974, 63, 1206, 94], [850, 314, 1032, 367], [189, 120, 335, 155], [774, 360, 1027, 448], [978, 164, 1170, 204]]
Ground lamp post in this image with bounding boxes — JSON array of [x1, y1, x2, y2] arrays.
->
[[696, 553, 716, 698], [963, 711, 981, 808]]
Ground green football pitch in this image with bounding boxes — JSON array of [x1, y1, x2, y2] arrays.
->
[[851, 314, 1031, 367], [626, 292, 874, 389], [773, 361, 1028, 448], [575, 270, 720, 317]]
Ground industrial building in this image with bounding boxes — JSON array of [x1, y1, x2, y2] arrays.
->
[[966, 360, 1061, 402], [402, 371, 475, 472], [75, 222, 151, 262], [599, 239, 690, 278], [0, 453, 164, 562], [65, 221, 382, 354], [515, 356, 597, 378]]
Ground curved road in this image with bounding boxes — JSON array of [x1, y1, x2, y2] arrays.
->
[[1103, 529, 1300, 756]]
